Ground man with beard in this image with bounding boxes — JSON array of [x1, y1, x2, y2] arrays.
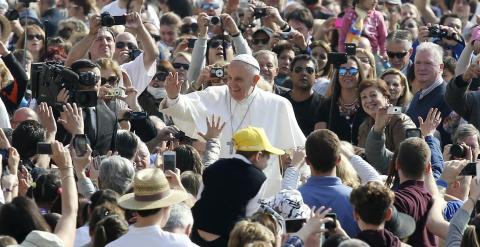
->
[[281, 54, 324, 136]]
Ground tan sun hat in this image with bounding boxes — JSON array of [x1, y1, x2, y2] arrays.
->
[[118, 168, 190, 211]]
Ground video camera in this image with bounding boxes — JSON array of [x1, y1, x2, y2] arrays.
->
[[31, 62, 98, 108], [428, 26, 464, 44], [100, 12, 127, 27]]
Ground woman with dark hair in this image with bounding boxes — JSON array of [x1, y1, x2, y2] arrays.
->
[[310, 40, 333, 96], [315, 56, 368, 145], [33, 172, 63, 214], [175, 144, 203, 174], [356, 79, 415, 151], [92, 215, 129, 247], [272, 42, 296, 87]]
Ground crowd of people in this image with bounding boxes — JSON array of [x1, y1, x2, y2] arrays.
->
[[2, 0, 480, 246]]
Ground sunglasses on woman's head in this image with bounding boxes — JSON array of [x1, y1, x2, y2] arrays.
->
[[293, 66, 315, 74], [209, 39, 231, 49], [115, 41, 137, 50], [27, 34, 43, 41], [338, 67, 359, 76], [101, 76, 119, 85], [173, 63, 190, 70]]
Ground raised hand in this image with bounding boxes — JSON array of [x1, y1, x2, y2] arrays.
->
[[56, 88, 70, 104], [7, 147, 19, 176], [88, 14, 101, 36], [418, 108, 442, 137], [0, 128, 11, 149], [37, 102, 57, 139], [440, 159, 468, 183], [71, 144, 93, 176], [50, 141, 73, 169], [125, 12, 143, 31], [373, 105, 391, 132], [165, 72, 183, 99], [220, 14, 240, 36], [58, 103, 84, 135], [197, 13, 209, 37], [198, 115, 226, 141]]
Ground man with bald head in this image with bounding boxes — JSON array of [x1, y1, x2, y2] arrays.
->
[[161, 54, 305, 197], [65, 12, 159, 95], [11, 108, 38, 129]]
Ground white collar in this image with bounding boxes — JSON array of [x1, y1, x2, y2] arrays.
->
[[232, 153, 252, 164], [230, 87, 258, 105], [419, 78, 443, 100]]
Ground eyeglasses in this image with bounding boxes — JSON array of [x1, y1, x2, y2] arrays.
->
[[101, 76, 119, 85], [387, 51, 408, 59], [252, 38, 269, 45], [209, 39, 231, 49], [293, 66, 315, 74], [338, 67, 359, 76], [180, 23, 199, 34], [201, 2, 220, 10], [154, 71, 168, 81], [150, 33, 161, 42], [173, 63, 190, 70], [27, 34, 43, 41], [115, 41, 138, 50]]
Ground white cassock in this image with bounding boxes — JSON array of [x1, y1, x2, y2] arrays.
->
[[160, 85, 305, 197]]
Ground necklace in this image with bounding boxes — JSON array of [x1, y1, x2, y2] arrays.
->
[[338, 97, 360, 121], [226, 89, 258, 154]]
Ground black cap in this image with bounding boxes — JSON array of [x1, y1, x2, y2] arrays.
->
[[385, 206, 416, 239], [70, 59, 99, 72]]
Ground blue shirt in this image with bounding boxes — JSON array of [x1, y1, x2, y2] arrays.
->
[[299, 176, 359, 236]]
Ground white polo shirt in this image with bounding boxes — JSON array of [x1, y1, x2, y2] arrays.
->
[[106, 225, 198, 247]]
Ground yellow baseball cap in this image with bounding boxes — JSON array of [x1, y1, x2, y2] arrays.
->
[[233, 127, 285, 155]]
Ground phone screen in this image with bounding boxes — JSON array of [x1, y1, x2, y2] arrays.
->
[[163, 151, 176, 171], [405, 128, 422, 138], [460, 162, 477, 176], [36, 142, 52, 155], [325, 213, 337, 230], [73, 135, 88, 156], [285, 218, 306, 233]]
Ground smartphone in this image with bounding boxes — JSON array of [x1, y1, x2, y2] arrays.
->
[[163, 151, 176, 172], [73, 134, 88, 156], [387, 106, 402, 115], [37, 142, 52, 155], [187, 39, 197, 48], [325, 213, 337, 230], [345, 43, 356, 56], [405, 128, 422, 138], [460, 162, 477, 176], [128, 49, 142, 60], [285, 218, 306, 233], [328, 52, 348, 66]]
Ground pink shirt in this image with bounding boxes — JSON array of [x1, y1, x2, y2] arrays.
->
[[338, 8, 387, 56]]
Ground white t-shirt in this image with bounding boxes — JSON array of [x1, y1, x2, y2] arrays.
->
[[0, 99, 11, 128], [121, 53, 156, 96], [101, 2, 160, 29], [74, 225, 90, 247], [106, 225, 198, 247]]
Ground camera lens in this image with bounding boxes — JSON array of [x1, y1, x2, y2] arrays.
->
[[450, 144, 466, 158], [210, 16, 220, 25]]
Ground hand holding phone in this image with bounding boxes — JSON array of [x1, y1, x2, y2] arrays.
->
[[163, 151, 176, 172], [36, 142, 52, 155]]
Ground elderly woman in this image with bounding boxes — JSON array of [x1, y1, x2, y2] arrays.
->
[[380, 68, 412, 111], [357, 79, 416, 151], [16, 24, 45, 62], [98, 156, 135, 195]]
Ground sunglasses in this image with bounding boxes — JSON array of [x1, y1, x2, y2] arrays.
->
[[338, 67, 359, 76], [293, 66, 315, 74], [387, 51, 408, 59], [252, 38, 269, 45], [27, 34, 43, 41], [115, 41, 138, 50], [402, 23, 416, 29], [150, 33, 161, 42], [180, 23, 199, 34], [201, 2, 220, 10], [209, 39, 231, 49], [173, 63, 190, 70], [101, 76, 119, 85], [154, 71, 168, 81]]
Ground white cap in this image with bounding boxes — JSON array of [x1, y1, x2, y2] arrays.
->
[[231, 54, 260, 71]]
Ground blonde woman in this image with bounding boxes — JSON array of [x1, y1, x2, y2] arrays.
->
[[356, 48, 377, 79], [381, 68, 413, 111]]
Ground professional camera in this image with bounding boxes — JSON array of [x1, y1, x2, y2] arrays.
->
[[209, 16, 221, 25], [450, 144, 467, 159], [210, 67, 224, 78], [31, 62, 98, 108], [428, 26, 450, 40], [100, 12, 126, 27]]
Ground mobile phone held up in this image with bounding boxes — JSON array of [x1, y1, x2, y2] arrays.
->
[[285, 218, 306, 233], [36, 142, 52, 155], [72, 134, 89, 156], [163, 151, 176, 172]]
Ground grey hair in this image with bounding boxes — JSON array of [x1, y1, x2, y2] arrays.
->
[[338, 239, 371, 247], [415, 42, 444, 65], [164, 203, 194, 231], [453, 124, 480, 145], [253, 50, 279, 68], [99, 156, 135, 195], [386, 30, 413, 49]]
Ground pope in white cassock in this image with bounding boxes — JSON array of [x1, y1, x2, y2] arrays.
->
[[160, 54, 305, 196]]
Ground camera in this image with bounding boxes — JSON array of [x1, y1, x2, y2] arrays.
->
[[174, 130, 186, 141], [128, 49, 142, 61], [187, 39, 197, 48], [209, 16, 221, 25], [450, 144, 467, 159], [345, 43, 356, 56], [279, 32, 290, 40], [31, 62, 98, 108], [100, 12, 127, 27], [210, 67, 224, 78], [428, 26, 450, 39], [123, 111, 147, 121], [105, 87, 124, 98], [5, 9, 19, 21], [253, 8, 267, 19]]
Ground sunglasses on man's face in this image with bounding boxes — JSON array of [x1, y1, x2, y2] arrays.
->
[[115, 41, 138, 50], [293, 66, 315, 75], [173, 63, 190, 70], [27, 34, 43, 41], [181, 23, 199, 34], [338, 67, 359, 76], [387, 51, 408, 59], [209, 39, 231, 49], [201, 2, 220, 10], [154, 71, 168, 81], [101, 76, 119, 85], [252, 38, 269, 45]]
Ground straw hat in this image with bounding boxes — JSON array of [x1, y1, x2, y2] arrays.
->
[[118, 168, 190, 210], [0, 15, 11, 43]]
